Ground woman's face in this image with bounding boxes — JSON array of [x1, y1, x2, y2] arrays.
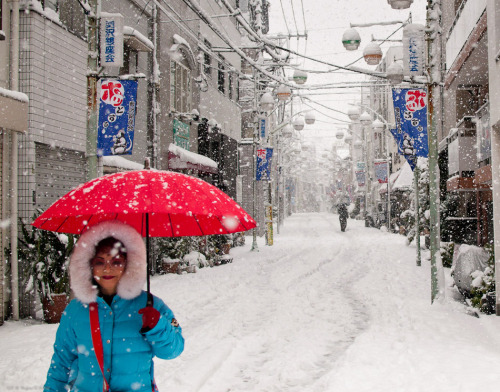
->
[[91, 246, 127, 296]]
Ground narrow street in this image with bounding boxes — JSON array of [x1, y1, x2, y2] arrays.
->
[[2, 213, 500, 391], [150, 213, 500, 392]]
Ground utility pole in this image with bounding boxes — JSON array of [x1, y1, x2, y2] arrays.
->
[[427, 0, 445, 302], [86, 0, 100, 181]]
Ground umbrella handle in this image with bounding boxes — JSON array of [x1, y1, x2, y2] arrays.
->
[[147, 292, 154, 307]]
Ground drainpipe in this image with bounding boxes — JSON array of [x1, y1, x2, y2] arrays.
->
[[8, 0, 20, 321]]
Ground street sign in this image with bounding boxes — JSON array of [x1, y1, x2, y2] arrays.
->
[[100, 13, 124, 68]]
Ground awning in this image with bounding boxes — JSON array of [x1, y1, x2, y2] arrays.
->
[[0, 87, 29, 133], [123, 26, 154, 52], [102, 155, 144, 172], [168, 143, 218, 174]]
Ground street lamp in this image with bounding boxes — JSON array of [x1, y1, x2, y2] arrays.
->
[[342, 28, 361, 51], [293, 69, 308, 85], [260, 92, 275, 111], [304, 111, 316, 125], [363, 42, 383, 65], [386, 61, 404, 85], [388, 0, 413, 10], [347, 106, 361, 121], [359, 111, 372, 125], [276, 84, 292, 101], [292, 116, 305, 131]]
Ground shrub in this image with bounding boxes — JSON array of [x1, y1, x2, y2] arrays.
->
[[469, 243, 495, 314], [440, 242, 454, 268]]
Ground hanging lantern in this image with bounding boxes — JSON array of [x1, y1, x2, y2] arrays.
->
[[347, 106, 360, 121], [335, 130, 344, 139], [342, 28, 361, 51], [388, 0, 413, 10], [293, 69, 308, 85], [282, 124, 293, 137], [344, 134, 353, 143], [372, 119, 384, 131], [363, 42, 382, 65], [359, 112, 372, 125], [292, 116, 305, 131], [304, 111, 316, 125], [354, 140, 363, 149], [260, 92, 275, 111], [386, 61, 404, 85], [276, 84, 292, 101]]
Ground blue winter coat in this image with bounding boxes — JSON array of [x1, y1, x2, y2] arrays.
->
[[44, 291, 184, 392]]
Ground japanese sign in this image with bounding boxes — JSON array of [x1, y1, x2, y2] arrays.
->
[[256, 148, 273, 181], [259, 117, 267, 139], [403, 24, 425, 77], [374, 161, 389, 184], [355, 170, 365, 187], [97, 79, 137, 156], [392, 88, 428, 159], [173, 119, 190, 150], [100, 13, 124, 67]]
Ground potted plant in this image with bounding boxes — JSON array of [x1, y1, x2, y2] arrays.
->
[[17, 215, 75, 323]]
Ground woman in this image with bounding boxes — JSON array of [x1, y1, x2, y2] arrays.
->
[[44, 221, 184, 392]]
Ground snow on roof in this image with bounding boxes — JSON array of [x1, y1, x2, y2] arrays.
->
[[0, 87, 29, 103], [168, 143, 218, 169], [102, 155, 144, 170], [392, 161, 414, 191]]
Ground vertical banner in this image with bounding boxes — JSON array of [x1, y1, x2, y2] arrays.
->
[[259, 117, 267, 139], [389, 128, 416, 171], [392, 88, 429, 158], [355, 170, 365, 187], [97, 79, 137, 156], [403, 24, 425, 77], [100, 13, 124, 67], [256, 148, 273, 181], [374, 161, 389, 183]]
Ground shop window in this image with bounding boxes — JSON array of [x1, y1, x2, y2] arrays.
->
[[170, 60, 192, 113]]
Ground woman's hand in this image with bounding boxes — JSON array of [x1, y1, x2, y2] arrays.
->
[[138, 306, 160, 332]]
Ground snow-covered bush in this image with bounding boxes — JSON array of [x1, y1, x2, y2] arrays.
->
[[440, 242, 454, 268], [183, 251, 209, 269], [469, 244, 495, 314]]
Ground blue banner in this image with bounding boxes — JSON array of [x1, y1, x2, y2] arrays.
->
[[256, 148, 273, 181], [374, 161, 388, 183], [355, 171, 365, 187], [97, 79, 138, 156], [392, 88, 428, 158], [389, 128, 416, 171]]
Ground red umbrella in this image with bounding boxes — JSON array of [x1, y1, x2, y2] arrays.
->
[[33, 170, 256, 302]]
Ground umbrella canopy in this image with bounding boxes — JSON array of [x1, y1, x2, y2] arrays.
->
[[33, 170, 256, 236]]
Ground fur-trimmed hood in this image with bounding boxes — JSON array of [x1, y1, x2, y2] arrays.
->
[[69, 221, 147, 304]]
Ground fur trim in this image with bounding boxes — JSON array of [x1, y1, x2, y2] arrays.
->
[[69, 221, 147, 303]]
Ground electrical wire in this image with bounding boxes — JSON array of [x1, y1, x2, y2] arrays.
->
[[279, 0, 292, 37]]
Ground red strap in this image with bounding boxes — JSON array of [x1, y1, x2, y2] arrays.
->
[[89, 302, 110, 392]]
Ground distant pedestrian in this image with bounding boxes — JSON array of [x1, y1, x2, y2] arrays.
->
[[44, 221, 184, 392], [337, 198, 349, 232]]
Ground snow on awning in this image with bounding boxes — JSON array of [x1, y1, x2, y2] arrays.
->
[[123, 26, 154, 52], [168, 143, 218, 174], [392, 161, 414, 191], [102, 155, 144, 170]]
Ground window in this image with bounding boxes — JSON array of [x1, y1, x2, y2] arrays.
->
[[203, 40, 211, 77], [170, 60, 192, 113], [41, 0, 58, 11], [121, 47, 138, 75], [218, 61, 225, 94], [228, 73, 233, 100]]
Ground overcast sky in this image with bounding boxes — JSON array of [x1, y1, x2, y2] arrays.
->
[[266, 0, 428, 154]]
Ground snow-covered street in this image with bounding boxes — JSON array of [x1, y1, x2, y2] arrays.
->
[[2, 213, 500, 391]]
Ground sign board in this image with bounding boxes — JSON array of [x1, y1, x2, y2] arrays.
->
[[374, 161, 389, 184], [392, 88, 428, 159], [256, 147, 273, 181], [403, 24, 425, 77], [173, 119, 190, 150], [355, 170, 365, 187], [97, 79, 137, 156], [356, 162, 366, 171], [100, 13, 124, 67], [259, 117, 267, 139]]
